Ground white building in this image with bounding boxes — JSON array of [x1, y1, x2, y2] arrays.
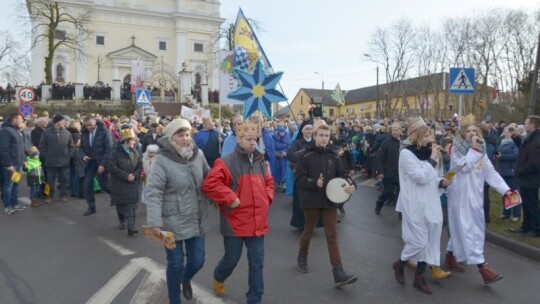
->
[[29, 0, 225, 101]]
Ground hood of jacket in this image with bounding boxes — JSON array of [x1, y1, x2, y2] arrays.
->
[[157, 136, 198, 164]]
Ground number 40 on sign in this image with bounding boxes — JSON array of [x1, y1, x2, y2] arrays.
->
[[18, 87, 36, 103]]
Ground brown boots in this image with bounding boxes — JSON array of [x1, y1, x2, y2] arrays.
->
[[444, 252, 465, 272], [479, 264, 503, 284], [31, 199, 41, 207], [392, 260, 406, 285], [413, 273, 433, 294]]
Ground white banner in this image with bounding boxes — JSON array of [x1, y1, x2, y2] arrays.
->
[[181, 106, 210, 123], [219, 50, 243, 105], [131, 59, 146, 93]]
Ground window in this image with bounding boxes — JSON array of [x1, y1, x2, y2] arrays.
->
[[329, 109, 334, 116], [159, 41, 167, 51], [96, 35, 105, 45], [55, 30, 66, 40], [194, 43, 204, 52]]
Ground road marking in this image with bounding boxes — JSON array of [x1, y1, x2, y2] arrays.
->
[[88, 257, 236, 304], [86, 260, 141, 304], [97, 237, 136, 256], [17, 197, 31, 206], [129, 272, 162, 304]]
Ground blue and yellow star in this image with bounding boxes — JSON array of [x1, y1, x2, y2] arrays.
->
[[228, 59, 287, 119]]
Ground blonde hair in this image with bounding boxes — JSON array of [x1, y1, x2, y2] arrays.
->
[[458, 124, 482, 141], [408, 125, 432, 148], [314, 124, 330, 136]]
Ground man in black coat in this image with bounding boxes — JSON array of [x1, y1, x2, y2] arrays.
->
[[510, 115, 540, 237], [141, 122, 162, 153], [39, 114, 74, 203], [374, 123, 402, 214], [78, 116, 113, 215]]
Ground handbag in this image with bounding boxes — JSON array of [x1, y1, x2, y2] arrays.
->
[[43, 183, 51, 196], [10, 171, 22, 184]]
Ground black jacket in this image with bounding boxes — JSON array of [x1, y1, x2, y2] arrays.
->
[[515, 129, 540, 188], [295, 145, 352, 209], [0, 121, 25, 167], [31, 126, 44, 147], [376, 136, 401, 182], [141, 132, 162, 153], [39, 126, 74, 167], [287, 136, 315, 166], [108, 143, 142, 205], [78, 120, 113, 168]]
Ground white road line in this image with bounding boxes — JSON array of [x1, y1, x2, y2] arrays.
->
[[17, 197, 31, 206], [86, 260, 142, 304], [97, 237, 136, 256], [131, 257, 236, 304], [129, 272, 163, 304]]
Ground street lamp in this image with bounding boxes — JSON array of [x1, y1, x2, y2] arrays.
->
[[313, 72, 324, 118], [363, 54, 380, 119]]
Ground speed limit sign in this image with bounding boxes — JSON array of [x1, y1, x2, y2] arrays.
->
[[18, 87, 35, 103]]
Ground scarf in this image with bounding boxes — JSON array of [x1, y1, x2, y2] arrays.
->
[[452, 136, 486, 158], [170, 139, 194, 160], [500, 138, 513, 146], [405, 145, 431, 161]]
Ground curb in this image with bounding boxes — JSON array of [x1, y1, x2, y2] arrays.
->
[[486, 230, 540, 263]]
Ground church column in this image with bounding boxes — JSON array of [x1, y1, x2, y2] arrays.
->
[[175, 31, 186, 74], [113, 66, 120, 80]]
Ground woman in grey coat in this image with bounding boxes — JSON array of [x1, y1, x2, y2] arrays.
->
[[146, 118, 210, 304], [109, 127, 143, 236]]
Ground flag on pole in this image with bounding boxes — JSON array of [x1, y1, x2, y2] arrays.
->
[[331, 83, 345, 106], [233, 9, 273, 74], [492, 81, 500, 104]]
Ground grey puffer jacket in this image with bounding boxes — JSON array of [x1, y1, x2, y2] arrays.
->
[[146, 136, 211, 241]]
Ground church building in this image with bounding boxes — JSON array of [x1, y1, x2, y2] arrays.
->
[[29, 0, 225, 102]]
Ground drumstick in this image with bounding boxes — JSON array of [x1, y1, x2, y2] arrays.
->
[[319, 173, 324, 181]]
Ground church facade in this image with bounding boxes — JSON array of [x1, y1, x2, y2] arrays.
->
[[29, 0, 225, 101]]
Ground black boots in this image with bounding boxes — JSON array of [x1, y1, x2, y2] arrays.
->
[[332, 266, 357, 287]]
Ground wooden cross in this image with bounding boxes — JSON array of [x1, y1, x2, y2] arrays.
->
[[130, 35, 136, 45]]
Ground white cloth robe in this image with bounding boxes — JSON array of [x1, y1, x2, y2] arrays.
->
[[396, 149, 444, 266], [446, 148, 509, 264]]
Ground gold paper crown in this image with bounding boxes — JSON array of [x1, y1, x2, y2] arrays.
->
[[236, 121, 260, 138], [460, 114, 476, 126], [120, 128, 136, 140], [407, 116, 426, 132]]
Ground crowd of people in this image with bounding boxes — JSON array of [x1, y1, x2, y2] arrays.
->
[[1, 109, 539, 302]]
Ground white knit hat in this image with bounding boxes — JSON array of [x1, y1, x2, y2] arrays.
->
[[163, 118, 192, 137]]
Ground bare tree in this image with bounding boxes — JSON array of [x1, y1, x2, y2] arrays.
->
[[0, 31, 31, 84], [368, 19, 416, 118], [25, 0, 91, 84]]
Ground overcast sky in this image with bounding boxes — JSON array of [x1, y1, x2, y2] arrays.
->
[[1, 0, 539, 99]]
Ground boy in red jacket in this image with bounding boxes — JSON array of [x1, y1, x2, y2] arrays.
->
[[202, 120, 274, 304]]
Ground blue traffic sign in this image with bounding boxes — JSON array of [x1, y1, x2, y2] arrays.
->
[[18, 102, 34, 117], [136, 89, 151, 106], [449, 68, 475, 94]]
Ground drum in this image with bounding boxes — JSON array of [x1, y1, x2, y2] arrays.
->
[[326, 177, 352, 204]]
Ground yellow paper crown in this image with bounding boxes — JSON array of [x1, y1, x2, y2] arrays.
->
[[236, 121, 259, 138], [460, 114, 476, 126], [120, 128, 136, 140]]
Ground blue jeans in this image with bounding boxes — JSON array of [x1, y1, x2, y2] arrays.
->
[[165, 237, 205, 304], [30, 183, 41, 200], [214, 236, 264, 304], [2, 165, 21, 209]]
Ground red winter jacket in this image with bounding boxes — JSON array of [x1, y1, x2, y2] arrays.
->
[[202, 145, 274, 237]]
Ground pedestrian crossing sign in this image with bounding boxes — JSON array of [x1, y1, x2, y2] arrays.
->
[[136, 89, 151, 106], [449, 68, 475, 94]]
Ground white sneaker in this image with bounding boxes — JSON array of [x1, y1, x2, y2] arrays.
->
[[13, 205, 27, 211], [511, 217, 520, 222], [4, 208, 14, 215]]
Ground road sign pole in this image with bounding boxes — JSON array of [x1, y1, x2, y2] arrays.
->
[[458, 94, 463, 117]]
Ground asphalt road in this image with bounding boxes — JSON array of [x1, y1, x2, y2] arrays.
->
[[1, 177, 539, 304]]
